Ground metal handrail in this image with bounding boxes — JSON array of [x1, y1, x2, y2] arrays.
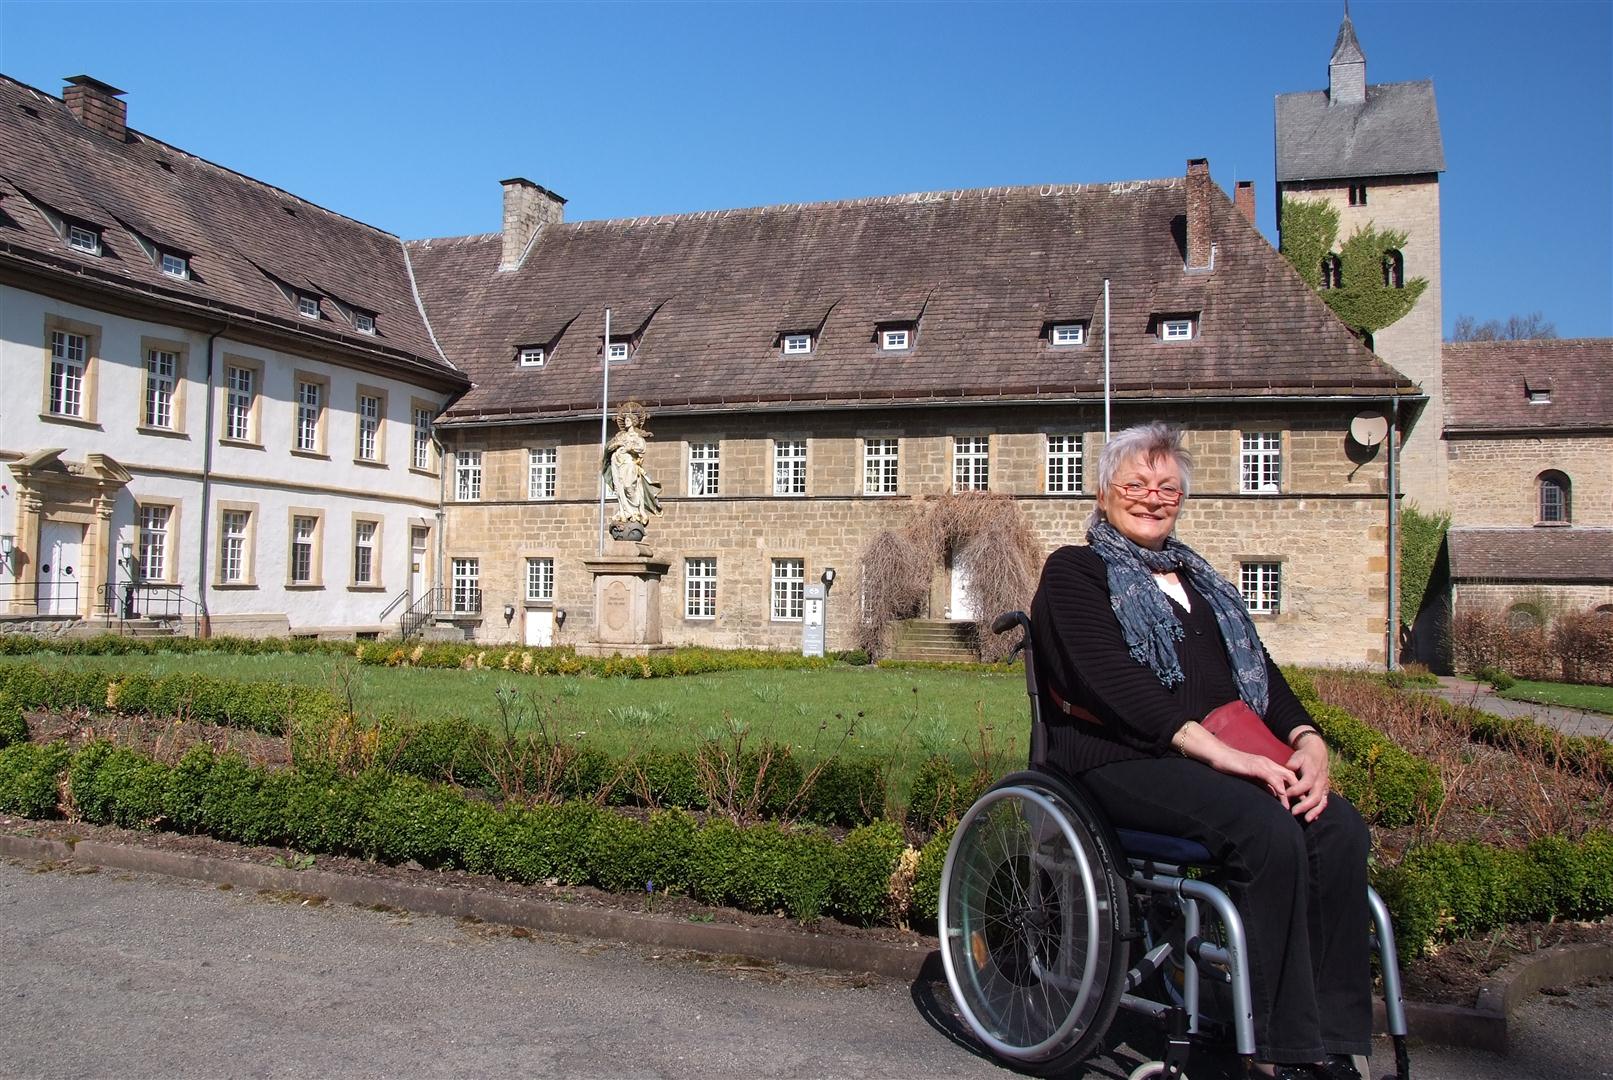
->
[[1, 578, 81, 617], [98, 581, 204, 638], [377, 588, 412, 623], [398, 585, 481, 639]]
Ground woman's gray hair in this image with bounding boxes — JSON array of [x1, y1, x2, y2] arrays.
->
[[1085, 422, 1193, 529]]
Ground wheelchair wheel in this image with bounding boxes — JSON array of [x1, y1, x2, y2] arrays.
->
[[939, 770, 1130, 1073]]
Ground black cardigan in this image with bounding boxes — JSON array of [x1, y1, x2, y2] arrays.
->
[[1028, 545, 1312, 775]]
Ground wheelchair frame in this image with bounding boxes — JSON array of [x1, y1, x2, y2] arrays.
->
[[938, 612, 1410, 1079]]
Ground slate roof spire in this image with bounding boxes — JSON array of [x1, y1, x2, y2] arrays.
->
[[1328, 10, 1367, 105]]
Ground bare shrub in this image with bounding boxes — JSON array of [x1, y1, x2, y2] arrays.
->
[[1550, 609, 1613, 685], [855, 529, 931, 659], [1450, 606, 1501, 674]]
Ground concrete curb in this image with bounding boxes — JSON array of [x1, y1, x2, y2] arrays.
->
[[6, 831, 1610, 1051]]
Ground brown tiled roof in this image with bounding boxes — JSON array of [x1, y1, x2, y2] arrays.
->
[[0, 75, 462, 387], [408, 178, 1416, 424], [1443, 339, 1613, 433], [1448, 528, 1613, 583]]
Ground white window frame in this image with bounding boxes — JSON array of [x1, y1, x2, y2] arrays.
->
[[863, 438, 899, 495], [225, 365, 254, 441], [688, 442, 720, 497], [159, 251, 189, 278], [771, 558, 804, 622], [219, 510, 250, 584], [412, 406, 434, 471], [518, 346, 545, 367], [452, 558, 481, 614], [67, 223, 101, 254], [525, 557, 555, 603], [528, 446, 557, 500], [354, 312, 376, 335], [137, 505, 170, 583], [782, 334, 812, 356], [1240, 562, 1281, 615], [607, 341, 630, 361], [295, 379, 323, 453], [1161, 318, 1194, 341], [1051, 323, 1085, 346], [455, 450, 482, 501], [1045, 434, 1083, 494], [773, 439, 807, 496], [49, 330, 88, 417], [953, 435, 990, 492], [685, 557, 717, 619], [1240, 432, 1282, 494], [297, 294, 320, 320], [881, 328, 910, 351], [356, 392, 382, 461], [144, 348, 177, 429], [353, 520, 377, 586]]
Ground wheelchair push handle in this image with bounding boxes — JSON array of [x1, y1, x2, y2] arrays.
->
[[992, 610, 1030, 638]]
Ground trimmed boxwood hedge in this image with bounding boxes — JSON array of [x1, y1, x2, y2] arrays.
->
[[0, 692, 28, 751], [1412, 692, 1613, 779]]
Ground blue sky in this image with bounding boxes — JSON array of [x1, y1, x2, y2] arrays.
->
[[1, 0, 1608, 337]]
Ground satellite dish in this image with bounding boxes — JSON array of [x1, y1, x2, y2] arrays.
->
[[1349, 411, 1389, 447]]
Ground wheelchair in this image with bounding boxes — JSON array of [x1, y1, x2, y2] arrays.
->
[[938, 612, 1410, 1080]]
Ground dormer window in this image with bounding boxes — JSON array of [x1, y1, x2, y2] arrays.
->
[[782, 333, 813, 356], [160, 251, 189, 278], [881, 328, 911, 351], [1528, 388, 1552, 405], [354, 312, 377, 335], [68, 223, 101, 255], [518, 346, 546, 367], [1050, 323, 1086, 347], [1161, 318, 1195, 341], [607, 340, 630, 361], [297, 294, 321, 320]]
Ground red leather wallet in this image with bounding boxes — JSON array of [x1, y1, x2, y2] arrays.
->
[[1199, 700, 1295, 766]]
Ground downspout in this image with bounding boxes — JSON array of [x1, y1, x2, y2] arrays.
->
[[434, 429, 447, 612], [195, 324, 227, 638], [1386, 404, 1399, 671], [1102, 279, 1112, 440]]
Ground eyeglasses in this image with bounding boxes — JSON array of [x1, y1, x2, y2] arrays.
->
[[1111, 482, 1184, 506]]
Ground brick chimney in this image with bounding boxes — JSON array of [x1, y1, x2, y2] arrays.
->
[[63, 76, 128, 141], [499, 178, 566, 271], [1185, 158, 1214, 271], [1234, 180, 1256, 224]]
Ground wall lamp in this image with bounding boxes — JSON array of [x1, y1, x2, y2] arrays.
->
[[0, 534, 14, 574], [503, 603, 516, 621], [821, 567, 836, 588], [555, 609, 566, 627], [119, 540, 135, 565]]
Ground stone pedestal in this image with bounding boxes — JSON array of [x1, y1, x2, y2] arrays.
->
[[577, 541, 673, 657]]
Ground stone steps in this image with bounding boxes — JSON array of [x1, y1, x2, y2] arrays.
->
[[890, 619, 978, 662]]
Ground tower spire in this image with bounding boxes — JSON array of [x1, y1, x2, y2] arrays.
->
[[1329, 8, 1367, 105]]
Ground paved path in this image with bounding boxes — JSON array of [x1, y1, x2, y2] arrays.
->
[[3, 858, 1609, 1079], [1428, 676, 1613, 740]]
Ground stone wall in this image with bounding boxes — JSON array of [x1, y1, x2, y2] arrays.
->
[[439, 401, 1397, 666], [1447, 434, 1613, 527], [1453, 582, 1613, 618]]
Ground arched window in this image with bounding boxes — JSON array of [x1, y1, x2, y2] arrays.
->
[[1538, 471, 1571, 524], [1320, 254, 1343, 290], [1382, 249, 1405, 288], [1506, 603, 1543, 630]]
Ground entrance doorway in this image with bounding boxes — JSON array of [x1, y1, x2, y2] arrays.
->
[[39, 520, 85, 616], [947, 555, 976, 622], [410, 527, 429, 602], [524, 609, 554, 647]]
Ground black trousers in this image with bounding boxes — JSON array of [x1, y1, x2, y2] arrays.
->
[[1080, 757, 1373, 1063]]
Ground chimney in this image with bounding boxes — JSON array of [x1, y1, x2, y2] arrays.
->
[[1327, 14, 1367, 106], [1185, 158, 1214, 271], [1234, 180, 1256, 224], [63, 75, 128, 141], [499, 178, 566, 271]]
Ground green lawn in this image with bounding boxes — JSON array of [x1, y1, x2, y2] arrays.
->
[[1498, 679, 1613, 716], [3, 653, 1030, 793]]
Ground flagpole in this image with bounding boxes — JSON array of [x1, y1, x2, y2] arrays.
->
[[598, 306, 612, 555], [1102, 278, 1111, 440]]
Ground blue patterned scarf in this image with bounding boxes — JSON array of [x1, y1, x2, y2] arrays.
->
[[1086, 520, 1270, 716]]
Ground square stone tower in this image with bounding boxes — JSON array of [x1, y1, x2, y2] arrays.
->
[[1276, 13, 1448, 509]]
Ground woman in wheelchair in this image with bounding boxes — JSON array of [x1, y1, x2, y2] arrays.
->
[[1026, 422, 1370, 1080]]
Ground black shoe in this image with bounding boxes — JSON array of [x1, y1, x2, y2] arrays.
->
[[1316, 1057, 1363, 1080], [1271, 1068, 1314, 1080]]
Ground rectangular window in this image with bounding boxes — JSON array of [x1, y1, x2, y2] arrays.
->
[[68, 223, 100, 254], [771, 558, 804, 621], [455, 450, 482, 501], [1240, 432, 1282, 494], [953, 435, 990, 492], [528, 447, 557, 500], [49, 330, 87, 417], [525, 557, 555, 603], [518, 346, 545, 367], [881, 328, 910, 351], [354, 312, 376, 334], [144, 349, 177, 429], [607, 341, 630, 360], [290, 515, 318, 584], [353, 521, 377, 586], [1161, 318, 1194, 341], [220, 510, 249, 583], [773, 439, 807, 496], [452, 558, 481, 614], [1240, 562, 1281, 615], [1348, 183, 1367, 207], [357, 393, 381, 461], [160, 252, 189, 278], [138, 505, 170, 582], [296, 380, 323, 452], [782, 334, 812, 355], [1051, 323, 1085, 346], [688, 442, 720, 496], [225, 365, 254, 441], [297, 294, 320, 320], [1046, 434, 1083, 494], [685, 557, 717, 619], [864, 438, 899, 495], [412, 406, 433, 470]]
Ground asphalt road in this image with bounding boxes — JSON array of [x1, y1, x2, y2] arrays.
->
[[1, 858, 1608, 1080]]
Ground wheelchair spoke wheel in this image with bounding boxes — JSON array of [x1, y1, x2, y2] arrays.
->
[[939, 774, 1128, 1072]]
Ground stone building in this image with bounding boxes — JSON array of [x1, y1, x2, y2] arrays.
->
[[0, 75, 467, 637]]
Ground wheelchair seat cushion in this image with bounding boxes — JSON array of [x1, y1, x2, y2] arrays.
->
[[1116, 828, 1215, 866]]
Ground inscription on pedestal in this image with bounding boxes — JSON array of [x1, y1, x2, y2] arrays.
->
[[603, 580, 631, 635]]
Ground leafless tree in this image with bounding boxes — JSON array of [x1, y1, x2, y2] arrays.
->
[[1448, 312, 1559, 341]]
